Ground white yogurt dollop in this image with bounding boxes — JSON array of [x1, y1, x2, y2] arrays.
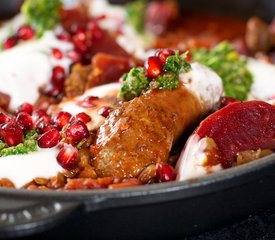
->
[[0, 31, 73, 109], [180, 63, 223, 111], [0, 148, 62, 188], [248, 58, 275, 100]]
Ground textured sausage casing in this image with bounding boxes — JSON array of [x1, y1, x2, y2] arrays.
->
[[92, 63, 223, 179]]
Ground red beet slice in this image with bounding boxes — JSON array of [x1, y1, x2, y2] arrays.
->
[[196, 101, 275, 168]]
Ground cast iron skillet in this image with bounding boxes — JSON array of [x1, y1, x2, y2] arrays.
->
[[1, 0, 275, 239]]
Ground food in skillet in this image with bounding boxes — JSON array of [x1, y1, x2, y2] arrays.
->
[[0, 0, 275, 190], [176, 100, 275, 181]]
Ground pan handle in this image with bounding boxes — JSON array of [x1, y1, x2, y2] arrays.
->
[[0, 197, 79, 239]]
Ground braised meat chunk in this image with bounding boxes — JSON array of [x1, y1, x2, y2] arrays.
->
[[64, 53, 134, 98], [92, 86, 204, 179]]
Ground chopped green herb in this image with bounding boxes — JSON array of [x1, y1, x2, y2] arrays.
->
[[192, 42, 253, 101], [119, 67, 149, 101], [165, 51, 192, 74], [126, 0, 147, 33], [119, 51, 191, 101], [0, 130, 38, 157], [154, 72, 179, 90], [21, 0, 62, 37]]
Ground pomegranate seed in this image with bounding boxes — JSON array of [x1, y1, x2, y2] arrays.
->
[[0, 92, 11, 111], [219, 97, 238, 109], [35, 121, 56, 134], [81, 51, 92, 65], [156, 49, 175, 64], [98, 106, 113, 118], [32, 109, 51, 124], [65, 120, 89, 145], [156, 163, 175, 182], [72, 28, 88, 53], [51, 66, 66, 84], [67, 50, 81, 62], [52, 111, 72, 130], [77, 96, 99, 108], [44, 82, 64, 97], [0, 122, 23, 146], [70, 112, 91, 124], [57, 31, 71, 42], [186, 52, 192, 62], [3, 36, 18, 50], [56, 144, 78, 170], [95, 14, 107, 21], [0, 113, 15, 124], [16, 102, 33, 115], [16, 25, 35, 40], [52, 48, 63, 59], [87, 22, 103, 41], [38, 128, 60, 148], [145, 56, 163, 79], [16, 112, 34, 131]]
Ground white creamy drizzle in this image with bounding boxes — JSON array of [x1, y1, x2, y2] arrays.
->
[[247, 58, 275, 100], [180, 62, 223, 111], [0, 27, 73, 109], [58, 83, 120, 130], [176, 135, 222, 181], [0, 148, 62, 188]]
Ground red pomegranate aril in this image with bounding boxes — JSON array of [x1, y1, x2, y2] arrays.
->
[[87, 22, 103, 41], [156, 163, 175, 182], [44, 82, 64, 97], [73, 40, 88, 54], [16, 112, 33, 131], [52, 111, 72, 130], [16, 102, 33, 115], [51, 66, 66, 84], [156, 49, 175, 64], [38, 128, 60, 148], [16, 25, 35, 40], [65, 120, 89, 145], [0, 113, 15, 124], [81, 51, 92, 65], [98, 106, 113, 118], [32, 109, 51, 124], [186, 52, 192, 62], [145, 56, 163, 79], [67, 50, 81, 62], [52, 48, 63, 59], [219, 96, 239, 109], [70, 112, 91, 124], [77, 96, 99, 108], [56, 144, 78, 170], [72, 28, 88, 53], [56, 31, 71, 42], [3, 36, 18, 50], [0, 122, 23, 147], [0, 92, 11, 111], [35, 121, 56, 134]]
